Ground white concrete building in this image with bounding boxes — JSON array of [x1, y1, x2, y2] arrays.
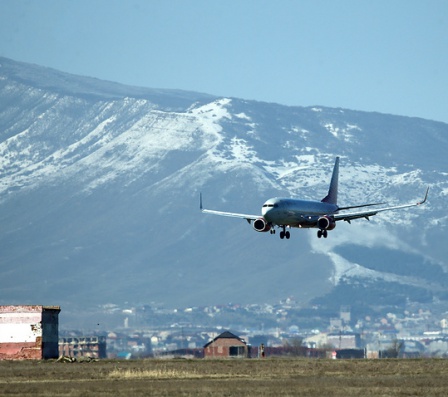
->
[[0, 305, 60, 360]]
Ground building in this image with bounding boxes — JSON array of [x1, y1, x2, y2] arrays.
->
[[106, 331, 152, 359], [327, 332, 361, 349], [204, 331, 250, 358], [340, 306, 351, 323], [59, 336, 107, 359], [0, 305, 60, 360]]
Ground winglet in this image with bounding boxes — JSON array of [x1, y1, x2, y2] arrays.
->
[[200, 193, 203, 211], [418, 187, 429, 205], [321, 157, 339, 205]]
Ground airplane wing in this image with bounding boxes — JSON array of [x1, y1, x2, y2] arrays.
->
[[200, 193, 259, 222], [334, 187, 429, 223]]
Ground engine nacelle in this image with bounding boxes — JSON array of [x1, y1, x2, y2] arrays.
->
[[253, 218, 271, 232], [317, 216, 336, 231]]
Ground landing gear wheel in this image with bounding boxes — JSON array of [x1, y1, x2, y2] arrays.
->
[[280, 226, 289, 240], [317, 230, 328, 238]]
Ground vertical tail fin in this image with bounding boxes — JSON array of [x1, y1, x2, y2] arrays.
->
[[321, 157, 339, 205]]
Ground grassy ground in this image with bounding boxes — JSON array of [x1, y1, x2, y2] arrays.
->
[[1, 358, 448, 396]]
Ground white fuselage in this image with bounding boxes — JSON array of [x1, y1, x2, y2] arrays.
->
[[261, 198, 339, 228]]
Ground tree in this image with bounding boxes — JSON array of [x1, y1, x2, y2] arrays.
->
[[283, 337, 305, 356]]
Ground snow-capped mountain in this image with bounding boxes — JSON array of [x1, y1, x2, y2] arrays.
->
[[1, 57, 447, 315]]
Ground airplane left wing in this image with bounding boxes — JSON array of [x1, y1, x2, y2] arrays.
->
[[200, 193, 259, 222], [334, 187, 429, 223]]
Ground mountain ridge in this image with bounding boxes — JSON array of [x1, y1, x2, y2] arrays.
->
[[0, 56, 216, 106]]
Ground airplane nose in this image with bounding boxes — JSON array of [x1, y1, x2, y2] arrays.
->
[[262, 206, 273, 220]]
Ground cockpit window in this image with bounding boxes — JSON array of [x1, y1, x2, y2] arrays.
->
[[263, 204, 278, 208]]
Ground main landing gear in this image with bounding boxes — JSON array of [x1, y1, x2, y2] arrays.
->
[[278, 226, 290, 240], [280, 230, 290, 239], [317, 229, 328, 238], [270, 226, 290, 239]]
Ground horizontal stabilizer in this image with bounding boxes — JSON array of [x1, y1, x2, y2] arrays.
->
[[338, 202, 385, 211]]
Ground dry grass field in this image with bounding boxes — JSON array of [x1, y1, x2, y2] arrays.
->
[[1, 358, 448, 396]]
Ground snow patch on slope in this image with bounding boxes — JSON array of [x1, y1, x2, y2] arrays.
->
[[322, 122, 361, 142], [0, 97, 235, 196], [310, 222, 427, 286]]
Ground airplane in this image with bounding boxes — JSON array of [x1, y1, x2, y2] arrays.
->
[[200, 157, 429, 239]]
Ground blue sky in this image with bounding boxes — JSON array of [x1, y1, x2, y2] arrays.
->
[[1, 0, 447, 123]]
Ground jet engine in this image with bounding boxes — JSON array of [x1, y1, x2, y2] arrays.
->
[[317, 216, 336, 231], [253, 218, 271, 232]]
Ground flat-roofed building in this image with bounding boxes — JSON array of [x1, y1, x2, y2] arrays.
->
[[0, 305, 60, 360], [59, 336, 107, 359], [327, 332, 361, 349]]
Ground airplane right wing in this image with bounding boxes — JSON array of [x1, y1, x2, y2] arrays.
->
[[334, 187, 429, 223], [200, 193, 260, 222]]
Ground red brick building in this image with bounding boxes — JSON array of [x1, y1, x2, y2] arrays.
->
[[0, 305, 60, 360], [204, 331, 249, 358]]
